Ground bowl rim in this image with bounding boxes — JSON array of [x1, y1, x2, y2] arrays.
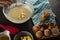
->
[[0, 30, 11, 40], [14, 31, 34, 40], [2, 3, 34, 24]]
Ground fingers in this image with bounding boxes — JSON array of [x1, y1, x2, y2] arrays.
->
[[4, 0, 13, 2], [0, 0, 12, 7], [1, 0, 13, 3], [8, 0, 13, 2], [0, 1, 7, 7], [0, 4, 4, 7], [5, 1, 12, 5], [0, 1, 8, 4]]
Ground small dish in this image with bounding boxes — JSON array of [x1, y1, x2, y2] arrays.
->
[[14, 31, 34, 40], [0, 30, 11, 40]]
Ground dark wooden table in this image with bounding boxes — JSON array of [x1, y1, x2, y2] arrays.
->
[[49, 0, 60, 29], [0, 0, 60, 40]]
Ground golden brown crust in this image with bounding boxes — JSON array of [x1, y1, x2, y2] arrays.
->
[[0, 4, 4, 7], [40, 10, 50, 21], [36, 31, 43, 38], [44, 29, 51, 37], [33, 25, 40, 32]]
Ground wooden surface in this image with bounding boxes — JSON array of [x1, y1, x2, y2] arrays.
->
[[49, 0, 60, 29]]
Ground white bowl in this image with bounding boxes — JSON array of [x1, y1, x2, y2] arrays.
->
[[3, 3, 34, 24], [0, 30, 11, 40]]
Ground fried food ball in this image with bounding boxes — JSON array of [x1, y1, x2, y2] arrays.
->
[[39, 25, 44, 31], [40, 10, 50, 21], [44, 29, 51, 37], [49, 23, 54, 26], [36, 31, 43, 38], [33, 25, 40, 32], [48, 26, 52, 30], [51, 27, 59, 36], [44, 10, 50, 17], [40, 15, 46, 21], [48, 23, 55, 29], [40, 27, 44, 31]]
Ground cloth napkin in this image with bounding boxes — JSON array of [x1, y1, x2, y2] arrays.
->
[[0, 24, 19, 35], [26, 0, 56, 25]]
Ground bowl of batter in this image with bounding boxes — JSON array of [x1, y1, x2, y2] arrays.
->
[[3, 3, 34, 24]]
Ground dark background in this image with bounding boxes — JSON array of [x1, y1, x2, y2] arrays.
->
[[49, 0, 60, 29], [0, 0, 60, 40]]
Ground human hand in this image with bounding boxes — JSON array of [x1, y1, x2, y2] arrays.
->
[[0, 0, 13, 7]]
